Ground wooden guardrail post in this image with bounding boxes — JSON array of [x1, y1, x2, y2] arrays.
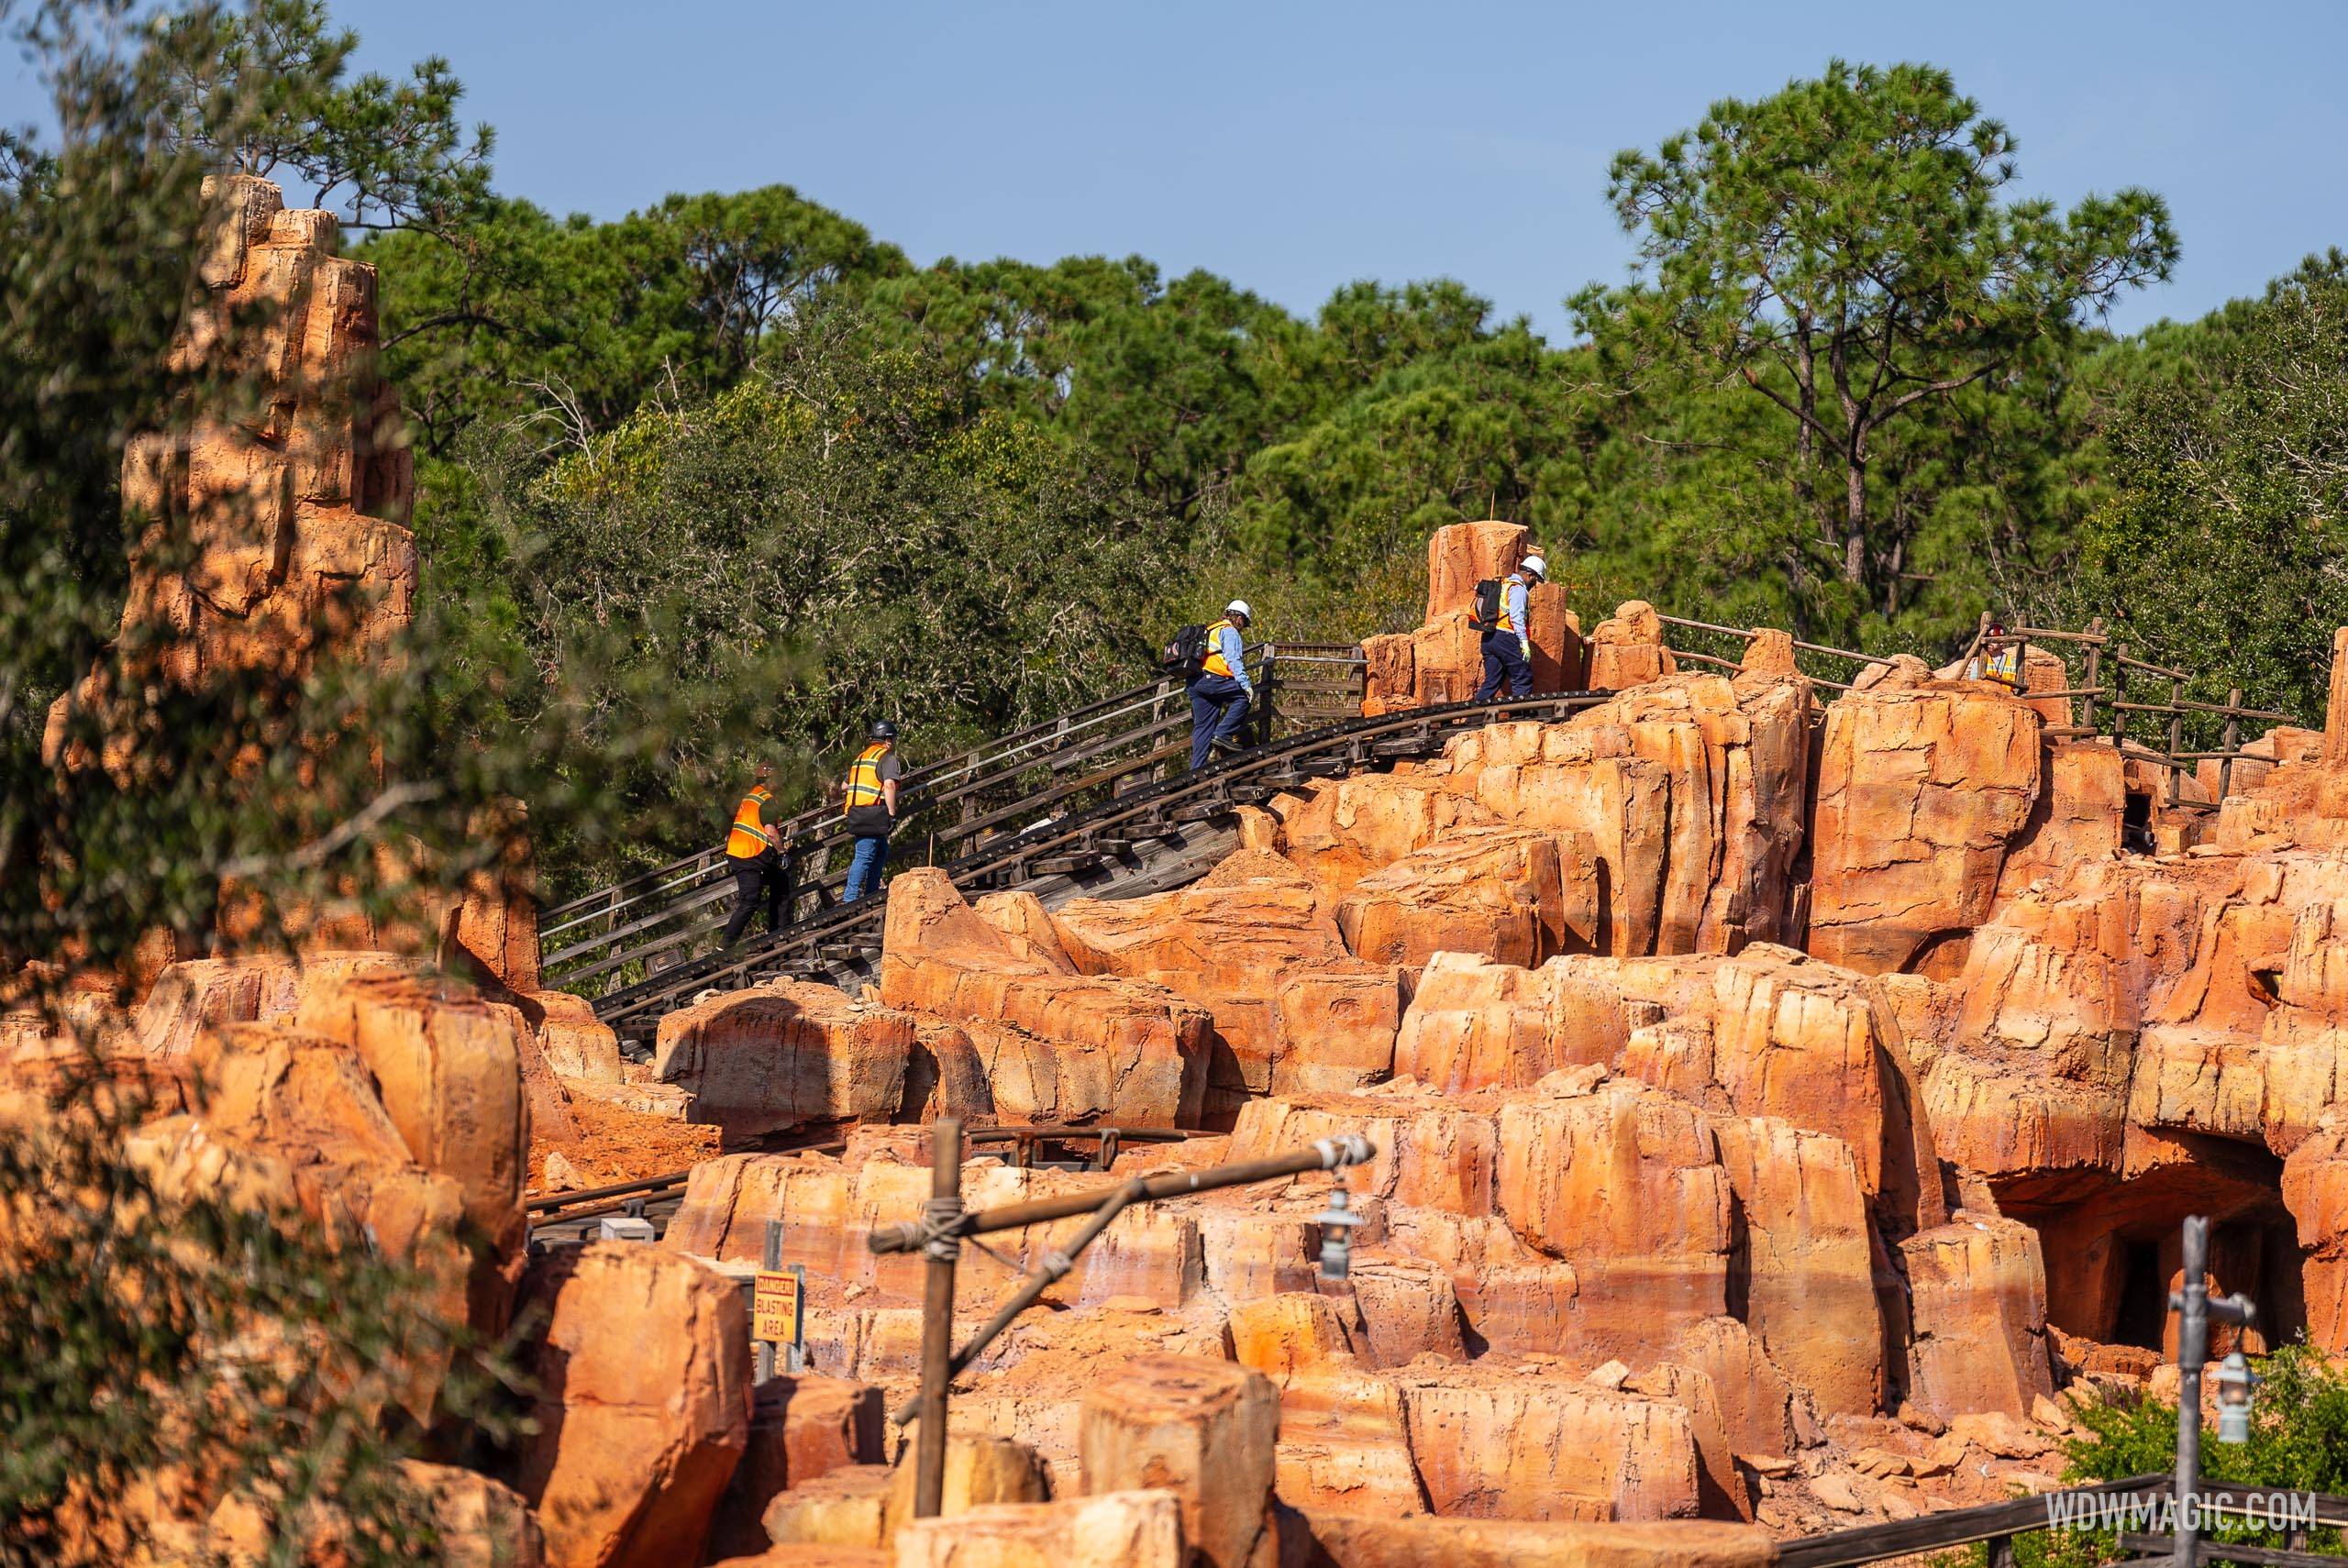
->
[[2081, 617, 2106, 733], [912, 1117, 964, 1520], [2221, 689, 2243, 801], [2110, 644, 2132, 751], [2167, 671, 2188, 807], [1985, 1532, 2018, 1568], [755, 1219, 782, 1384]]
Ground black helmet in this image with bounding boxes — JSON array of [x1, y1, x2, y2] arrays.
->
[[869, 719, 899, 741]]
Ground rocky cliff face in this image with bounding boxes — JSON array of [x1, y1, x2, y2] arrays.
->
[[623, 561, 2348, 1548], [31, 189, 2348, 1564], [37, 173, 539, 996]]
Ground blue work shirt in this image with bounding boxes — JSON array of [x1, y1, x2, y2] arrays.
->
[[1214, 624, 1253, 696], [1503, 578, 1530, 647]]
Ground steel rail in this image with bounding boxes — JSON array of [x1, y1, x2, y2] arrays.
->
[[524, 1124, 1204, 1220], [541, 649, 1268, 927], [586, 688, 1608, 1032]]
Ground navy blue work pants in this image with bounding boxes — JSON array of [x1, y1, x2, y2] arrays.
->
[[1189, 675, 1251, 768], [1476, 631, 1534, 701]]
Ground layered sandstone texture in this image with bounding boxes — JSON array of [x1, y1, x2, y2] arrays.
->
[[37, 171, 538, 996], [634, 574, 2348, 1547], [1361, 521, 1586, 713]]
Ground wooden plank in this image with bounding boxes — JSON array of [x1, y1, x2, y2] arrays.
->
[[1777, 1475, 2167, 1568], [2121, 1534, 2348, 1568]]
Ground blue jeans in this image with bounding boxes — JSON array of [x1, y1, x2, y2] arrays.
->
[[1189, 675, 1251, 768], [844, 834, 889, 902], [1476, 631, 1533, 701]]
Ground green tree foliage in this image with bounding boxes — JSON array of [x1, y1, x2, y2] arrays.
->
[[153, 0, 493, 232], [1, 6, 517, 1561], [2066, 256, 2348, 725], [460, 308, 1185, 895], [2020, 1345, 2348, 1568], [0, 6, 748, 1552], [361, 185, 909, 458], [1575, 60, 2176, 630]]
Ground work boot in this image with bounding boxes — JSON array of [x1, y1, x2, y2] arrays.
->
[[1211, 736, 1246, 756]]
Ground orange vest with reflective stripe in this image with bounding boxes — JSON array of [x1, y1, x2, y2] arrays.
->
[[1202, 619, 1237, 679], [1497, 574, 1528, 635], [726, 784, 773, 858], [842, 743, 892, 816]]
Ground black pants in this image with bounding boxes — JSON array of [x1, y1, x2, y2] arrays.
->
[[721, 851, 795, 945]]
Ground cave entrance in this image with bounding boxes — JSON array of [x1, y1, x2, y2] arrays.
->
[[2014, 1135, 2308, 1356], [2111, 1239, 2169, 1351], [2122, 789, 2155, 854]]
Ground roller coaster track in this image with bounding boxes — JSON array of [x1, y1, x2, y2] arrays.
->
[[585, 681, 1614, 1040], [543, 643, 1356, 1010], [540, 645, 1334, 994]]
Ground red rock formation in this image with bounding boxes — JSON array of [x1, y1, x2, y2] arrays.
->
[[1226, 1294, 1424, 1515], [1335, 827, 1594, 971], [707, 1375, 884, 1561], [892, 1491, 1186, 1568], [1079, 1356, 1280, 1568], [1808, 670, 2045, 977], [1392, 1362, 1705, 1521], [296, 970, 528, 1331], [2283, 1114, 2348, 1350], [1900, 1217, 2055, 1419], [1586, 602, 1678, 691], [654, 979, 915, 1142], [1272, 668, 1811, 960], [1048, 853, 1403, 1116], [1360, 521, 1585, 714], [880, 869, 1210, 1127], [1283, 1514, 1773, 1568], [515, 1242, 752, 1568], [40, 175, 426, 978]]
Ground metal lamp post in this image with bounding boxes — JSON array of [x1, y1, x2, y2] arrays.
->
[[871, 1121, 1378, 1519], [2171, 1214, 2256, 1568]]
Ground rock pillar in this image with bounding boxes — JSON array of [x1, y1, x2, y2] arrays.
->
[[1079, 1355, 1279, 1568]]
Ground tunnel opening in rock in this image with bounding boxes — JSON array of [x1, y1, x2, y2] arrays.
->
[[2111, 1239, 2169, 1350], [2009, 1134, 2307, 1356], [2121, 789, 2155, 853]]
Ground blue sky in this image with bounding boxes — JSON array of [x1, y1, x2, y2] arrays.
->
[[11, 1, 2347, 340]]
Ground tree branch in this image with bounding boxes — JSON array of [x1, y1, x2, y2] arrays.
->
[[216, 780, 445, 881]]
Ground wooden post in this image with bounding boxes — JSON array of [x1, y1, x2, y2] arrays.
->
[[2110, 645, 2132, 751], [1987, 1533, 2019, 1568], [2082, 617, 2106, 734], [1255, 648, 1279, 747], [756, 1219, 782, 1384], [2167, 672, 2187, 807], [913, 1117, 963, 1521], [2221, 688, 2243, 801]]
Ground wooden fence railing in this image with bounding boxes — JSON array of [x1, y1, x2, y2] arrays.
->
[[1779, 1475, 2348, 1568], [1655, 612, 2306, 810]]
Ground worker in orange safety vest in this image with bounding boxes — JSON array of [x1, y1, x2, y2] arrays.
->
[[720, 762, 796, 945]]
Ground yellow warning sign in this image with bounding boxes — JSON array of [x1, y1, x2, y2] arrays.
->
[[752, 1268, 801, 1343]]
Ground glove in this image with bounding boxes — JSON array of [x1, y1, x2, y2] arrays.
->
[[1518, 637, 1533, 662]]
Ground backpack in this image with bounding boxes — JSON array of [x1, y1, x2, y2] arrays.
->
[[1161, 623, 1210, 676], [1470, 579, 1503, 632]]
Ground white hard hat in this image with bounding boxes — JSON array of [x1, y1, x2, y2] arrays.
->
[[1521, 555, 1547, 580], [1226, 600, 1252, 621]]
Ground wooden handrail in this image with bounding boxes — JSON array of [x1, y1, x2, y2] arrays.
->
[[1778, 1475, 2167, 1568]]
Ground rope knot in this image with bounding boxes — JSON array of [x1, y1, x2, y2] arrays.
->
[[919, 1194, 965, 1262]]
